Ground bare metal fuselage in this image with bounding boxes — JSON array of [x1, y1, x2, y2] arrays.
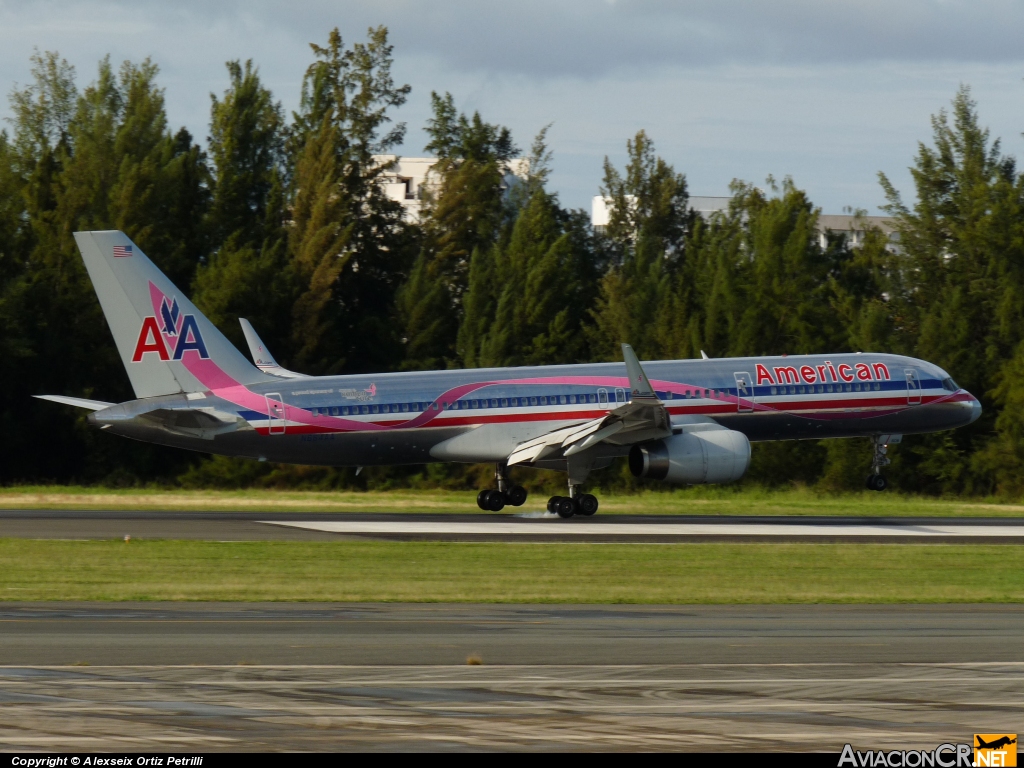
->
[[89, 352, 980, 470]]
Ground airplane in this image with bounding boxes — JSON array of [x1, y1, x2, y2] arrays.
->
[[976, 737, 1016, 750], [36, 231, 982, 518]]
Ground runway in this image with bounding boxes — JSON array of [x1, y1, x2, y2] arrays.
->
[[0, 603, 1021, 750], [3, 509, 1024, 541]]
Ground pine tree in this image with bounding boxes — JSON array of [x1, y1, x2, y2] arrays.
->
[[191, 60, 289, 354], [589, 130, 691, 361], [457, 128, 598, 368], [879, 86, 1024, 493], [287, 27, 414, 375], [398, 92, 517, 369]]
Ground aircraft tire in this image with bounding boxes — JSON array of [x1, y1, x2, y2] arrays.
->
[[871, 475, 888, 492], [506, 485, 528, 507], [555, 497, 576, 519], [486, 490, 506, 511], [578, 494, 599, 516], [477, 490, 491, 510], [547, 496, 561, 514]]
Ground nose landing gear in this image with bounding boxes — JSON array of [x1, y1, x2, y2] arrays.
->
[[865, 435, 895, 492], [477, 463, 528, 511]]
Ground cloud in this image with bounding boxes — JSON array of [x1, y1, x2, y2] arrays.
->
[[9, 0, 1021, 80], [1, 0, 1022, 216]]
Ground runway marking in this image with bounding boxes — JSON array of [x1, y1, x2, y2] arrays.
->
[[260, 519, 1024, 538]]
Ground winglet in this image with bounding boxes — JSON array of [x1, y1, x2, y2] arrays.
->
[[621, 343, 657, 399], [239, 319, 307, 379]]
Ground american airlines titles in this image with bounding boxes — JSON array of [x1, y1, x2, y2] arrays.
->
[[755, 361, 890, 386]]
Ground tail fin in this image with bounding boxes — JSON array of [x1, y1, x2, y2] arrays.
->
[[74, 230, 273, 398]]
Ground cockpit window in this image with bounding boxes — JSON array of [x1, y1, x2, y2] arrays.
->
[[941, 377, 958, 392]]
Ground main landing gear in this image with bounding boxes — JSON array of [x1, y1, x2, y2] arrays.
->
[[547, 485, 599, 519], [477, 463, 528, 511], [866, 436, 890, 492]]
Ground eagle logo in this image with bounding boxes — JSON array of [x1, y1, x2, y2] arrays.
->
[[160, 297, 180, 337]]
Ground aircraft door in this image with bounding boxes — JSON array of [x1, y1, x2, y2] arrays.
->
[[733, 372, 754, 413], [265, 392, 286, 434], [905, 370, 921, 406]]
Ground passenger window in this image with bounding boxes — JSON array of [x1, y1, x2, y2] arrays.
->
[[770, 387, 777, 395], [704, 389, 710, 398], [845, 384, 852, 392], [826, 385, 833, 393], [874, 383, 881, 391], [598, 389, 608, 405], [566, 395, 575, 404], [530, 397, 538, 406]]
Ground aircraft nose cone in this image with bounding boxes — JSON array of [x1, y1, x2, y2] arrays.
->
[[968, 395, 982, 424]]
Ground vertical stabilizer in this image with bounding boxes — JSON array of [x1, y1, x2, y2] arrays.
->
[[74, 230, 272, 398]]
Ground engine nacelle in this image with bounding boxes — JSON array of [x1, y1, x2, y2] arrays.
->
[[628, 428, 751, 484]]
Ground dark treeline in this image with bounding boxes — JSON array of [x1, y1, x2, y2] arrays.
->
[[3, 28, 1024, 495]]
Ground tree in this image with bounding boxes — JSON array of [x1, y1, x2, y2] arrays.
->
[[589, 130, 692, 360], [191, 60, 289, 354], [287, 27, 415, 375], [879, 86, 1024, 493], [398, 92, 518, 369], [458, 131, 599, 368]]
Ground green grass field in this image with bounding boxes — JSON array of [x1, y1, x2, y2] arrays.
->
[[1, 539, 1021, 603], [1, 485, 1022, 516]]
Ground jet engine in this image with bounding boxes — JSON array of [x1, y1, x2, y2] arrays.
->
[[629, 428, 751, 484]]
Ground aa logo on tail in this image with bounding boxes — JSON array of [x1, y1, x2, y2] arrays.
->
[[132, 296, 209, 362]]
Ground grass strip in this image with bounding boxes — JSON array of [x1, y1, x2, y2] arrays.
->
[[1, 539, 1022, 603], [1, 486, 1023, 516]]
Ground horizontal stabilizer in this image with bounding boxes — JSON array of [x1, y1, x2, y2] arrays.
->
[[34, 395, 114, 411]]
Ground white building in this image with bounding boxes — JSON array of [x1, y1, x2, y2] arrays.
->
[[592, 194, 898, 250], [376, 156, 530, 223]]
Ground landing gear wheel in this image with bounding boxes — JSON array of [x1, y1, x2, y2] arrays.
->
[[555, 497, 576, 519], [506, 485, 528, 507], [547, 496, 561, 514], [577, 494, 599, 516], [477, 490, 491, 510], [486, 490, 506, 511], [867, 474, 888, 492]]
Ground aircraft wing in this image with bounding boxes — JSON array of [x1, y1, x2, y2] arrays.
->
[[507, 344, 671, 466], [239, 318, 307, 379]]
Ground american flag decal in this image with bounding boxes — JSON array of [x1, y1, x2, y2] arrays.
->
[[113, 245, 133, 257]]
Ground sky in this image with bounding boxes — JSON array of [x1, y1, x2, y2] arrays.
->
[[2, 0, 1023, 216]]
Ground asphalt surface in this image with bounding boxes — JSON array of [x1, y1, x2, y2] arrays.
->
[[0, 603, 1021, 750], [3, 509, 1024, 542]]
